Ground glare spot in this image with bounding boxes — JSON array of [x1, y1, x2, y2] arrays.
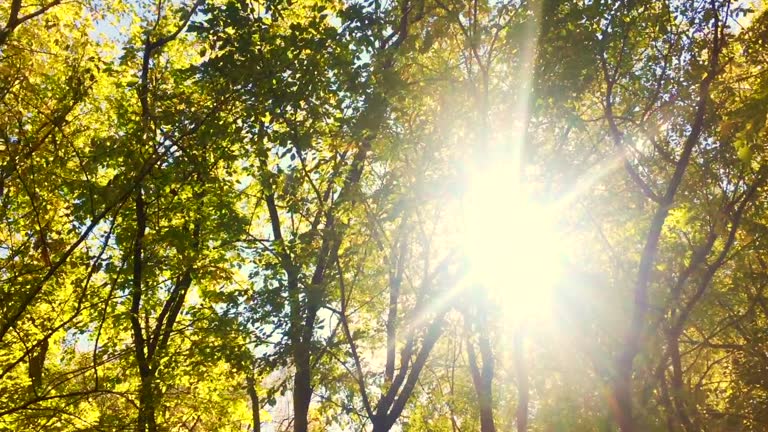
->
[[461, 162, 565, 322]]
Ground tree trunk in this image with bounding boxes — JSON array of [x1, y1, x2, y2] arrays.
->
[[514, 330, 528, 432], [137, 373, 157, 432], [372, 315, 447, 432], [27, 337, 48, 389], [385, 235, 405, 383], [467, 333, 496, 432], [132, 188, 155, 432], [371, 416, 389, 432], [479, 390, 496, 432], [668, 334, 695, 432], [612, 355, 634, 432], [293, 342, 312, 432], [246, 376, 261, 432]]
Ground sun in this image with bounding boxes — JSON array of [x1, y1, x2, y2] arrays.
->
[[461, 161, 565, 322]]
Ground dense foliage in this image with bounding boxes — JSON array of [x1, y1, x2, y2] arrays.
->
[[2, 0, 768, 431]]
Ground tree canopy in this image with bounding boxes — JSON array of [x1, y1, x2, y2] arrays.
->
[[2, 0, 768, 431]]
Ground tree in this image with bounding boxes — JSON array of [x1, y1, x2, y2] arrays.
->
[[3, 0, 768, 431]]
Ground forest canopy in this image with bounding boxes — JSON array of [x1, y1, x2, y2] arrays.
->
[[2, 0, 768, 431]]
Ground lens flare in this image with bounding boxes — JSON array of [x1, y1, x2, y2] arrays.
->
[[461, 162, 565, 321]]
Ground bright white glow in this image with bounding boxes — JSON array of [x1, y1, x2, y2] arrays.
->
[[462, 162, 564, 322]]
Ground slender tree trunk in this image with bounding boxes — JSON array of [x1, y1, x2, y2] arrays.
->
[[467, 333, 496, 432], [137, 373, 156, 432], [372, 315, 447, 432], [385, 281, 399, 383], [668, 334, 695, 432], [514, 330, 529, 432], [246, 376, 261, 432], [657, 366, 678, 432], [293, 342, 312, 432], [479, 333, 496, 432], [27, 337, 48, 389], [478, 386, 496, 432], [132, 188, 155, 432], [263, 139, 310, 432], [385, 235, 406, 383], [613, 352, 635, 431]]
